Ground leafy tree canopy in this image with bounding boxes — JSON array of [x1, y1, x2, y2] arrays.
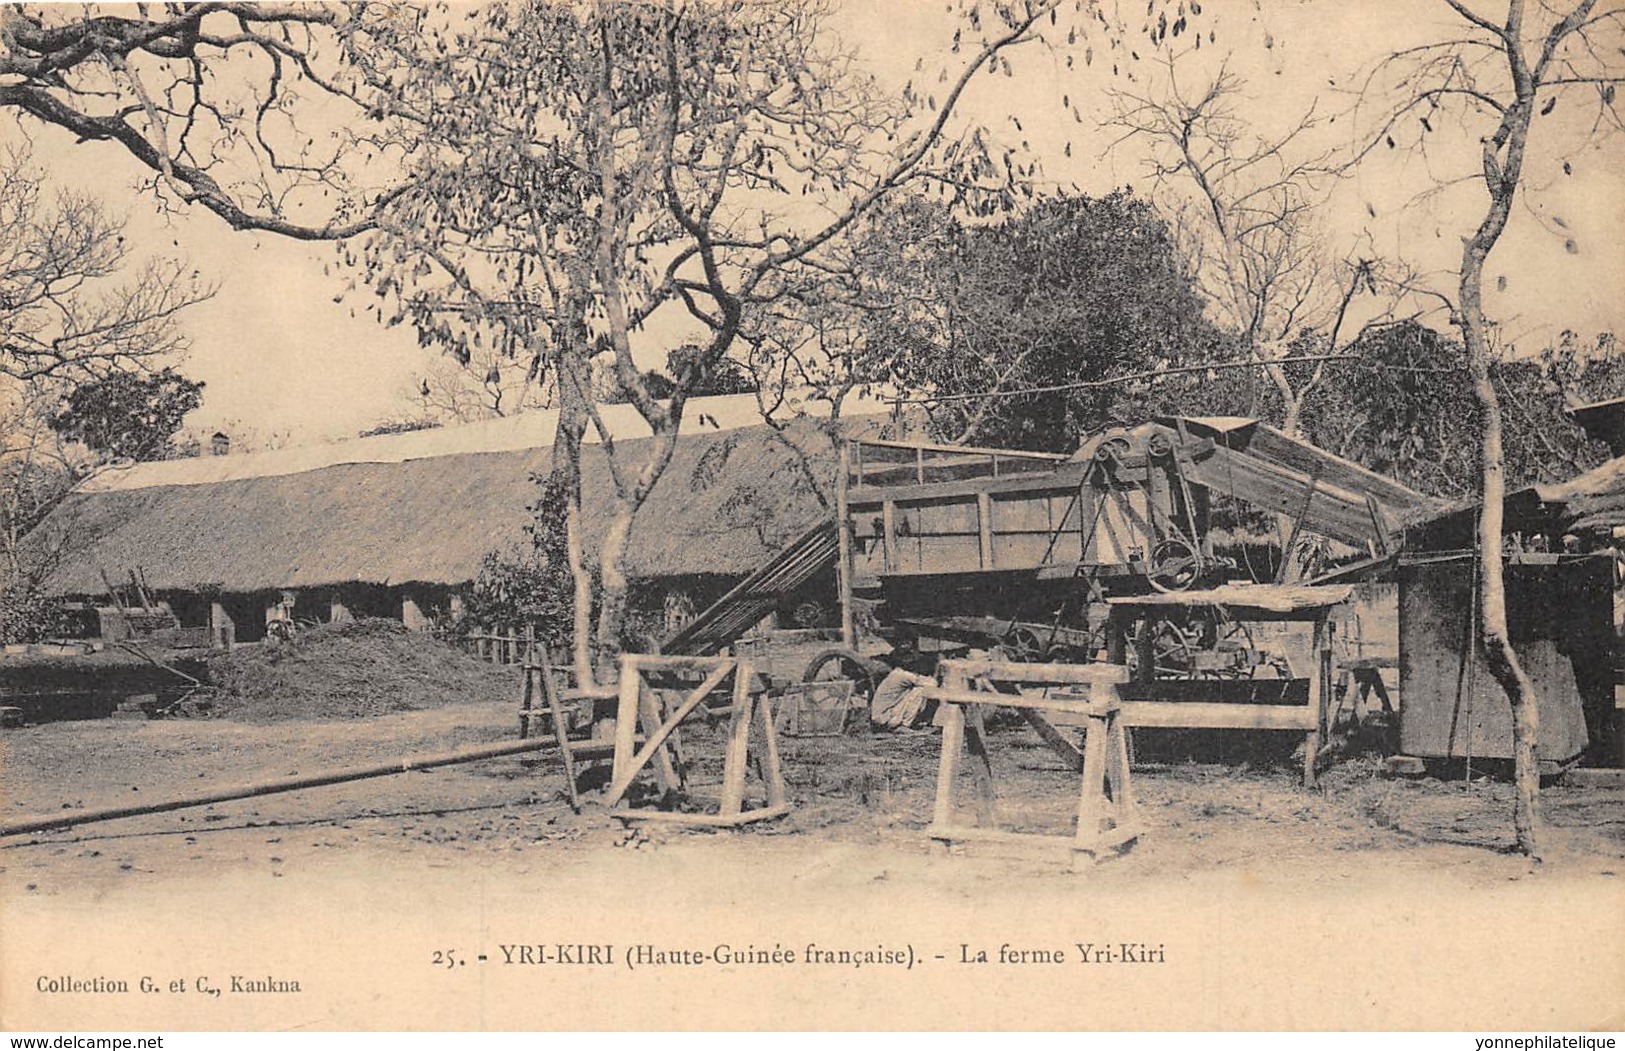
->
[[844, 189, 1226, 451], [49, 367, 204, 463]]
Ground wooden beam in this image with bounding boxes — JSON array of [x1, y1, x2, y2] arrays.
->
[[977, 491, 995, 570], [616, 803, 793, 827], [851, 437, 1070, 461], [1366, 492, 1394, 556], [622, 653, 739, 673], [755, 689, 788, 809], [536, 642, 581, 812], [1116, 701, 1317, 731], [932, 690, 966, 833], [927, 824, 1076, 848], [847, 468, 1089, 509], [719, 671, 755, 817], [881, 500, 897, 572], [837, 443, 855, 648], [1020, 709, 1086, 772], [925, 688, 1106, 717], [941, 658, 1130, 685]]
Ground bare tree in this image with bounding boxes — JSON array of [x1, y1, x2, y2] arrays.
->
[[0, 148, 213, 383], [1358, 0, 1624, 857], [0, 378, 83, 579], [1106, 57, 1407, 437], [0, 148, 212, 587], [0, 5, 417, 240], [351, 0, 1194, 678], [411, 353, 553, 424]]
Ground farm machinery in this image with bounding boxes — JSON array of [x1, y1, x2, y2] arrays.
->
[[825, 416, 1434, 673], [662, 415, 1442, 778]]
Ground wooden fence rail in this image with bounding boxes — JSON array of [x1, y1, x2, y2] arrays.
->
[[456, 627, 534, 665]]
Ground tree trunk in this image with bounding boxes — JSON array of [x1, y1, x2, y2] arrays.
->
[[593, 497, 637, 680], [551, 343, 597, 688], [1457, 86, 1541, 857], [1469, 353, 1543, 856], [1462, 247, 1543, 858]]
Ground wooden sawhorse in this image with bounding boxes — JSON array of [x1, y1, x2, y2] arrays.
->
[[517, 641, 621, 811], [1334, 657, 1396, 724], [923, 659, 1140, 871], [604, 654, 790, 828]]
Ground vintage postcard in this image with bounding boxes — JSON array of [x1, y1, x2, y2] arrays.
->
[[1, 0, 1622, 1033]]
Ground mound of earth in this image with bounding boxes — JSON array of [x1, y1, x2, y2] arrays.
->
[[204, 618, 520, 721]]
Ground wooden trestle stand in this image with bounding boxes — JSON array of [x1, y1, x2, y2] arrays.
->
[[604, 653, 791, 827], [923, 659, 1141, 871]]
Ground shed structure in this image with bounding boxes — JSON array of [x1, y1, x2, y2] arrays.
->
[[1402, 427, 1625, 768], [22, 393, 888, 646]]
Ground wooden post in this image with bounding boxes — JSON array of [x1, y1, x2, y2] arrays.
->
[[931, 689, 966, 842], [836, 442, 856, 649], [1079, 486, 1095, 563], [209, 601, 235, 651], [1133, 614, 1155, 683], [755, 683, 788, 809], [612, 657, 641, 798], [881, 500, 897, 573], [519, 662, 534, 740], [963, 701, 998, 826], [1096, 678, 1136, 817], [536, 641, 581, 812], [1303, 613, 1328, 787], [1106, 608, 1128, 666], [719, 668, 756, 817], [1073, 704, 1112, 860], [977, 491, 995, 570]]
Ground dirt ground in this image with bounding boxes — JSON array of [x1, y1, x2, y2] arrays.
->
[[4, 697, 1623, 881], [3, 696, 1623, 1030]]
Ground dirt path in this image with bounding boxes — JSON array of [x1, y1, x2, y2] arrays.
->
[[3, 704, 1622, 1030]]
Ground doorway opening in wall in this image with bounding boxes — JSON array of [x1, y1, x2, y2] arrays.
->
[[291, 590, 333, 627], [222, 592, 272, 644]]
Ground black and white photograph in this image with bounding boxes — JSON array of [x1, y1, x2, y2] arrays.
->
[[0, 0, 1622, 1035]]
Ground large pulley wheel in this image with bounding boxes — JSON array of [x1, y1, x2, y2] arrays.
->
[[801, 647, 882, 705], [1093, 435, 1134, 466], [1148, 536, 1203, 592]]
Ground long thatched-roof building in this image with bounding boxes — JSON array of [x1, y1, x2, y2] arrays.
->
[[23, 392, 890, 644]]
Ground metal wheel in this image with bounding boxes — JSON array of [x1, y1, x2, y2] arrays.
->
[[999, 626, 1046, 662], [1148, 536, 1203, 592], [1129, 618, 1204, 679], [1094, 435, 1134, 465], [788, 599, 827, 628], [801, 647, 881, 706]]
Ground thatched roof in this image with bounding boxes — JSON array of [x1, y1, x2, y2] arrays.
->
[[28, 412, 877, 597], [76, 390, 885, 494]]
